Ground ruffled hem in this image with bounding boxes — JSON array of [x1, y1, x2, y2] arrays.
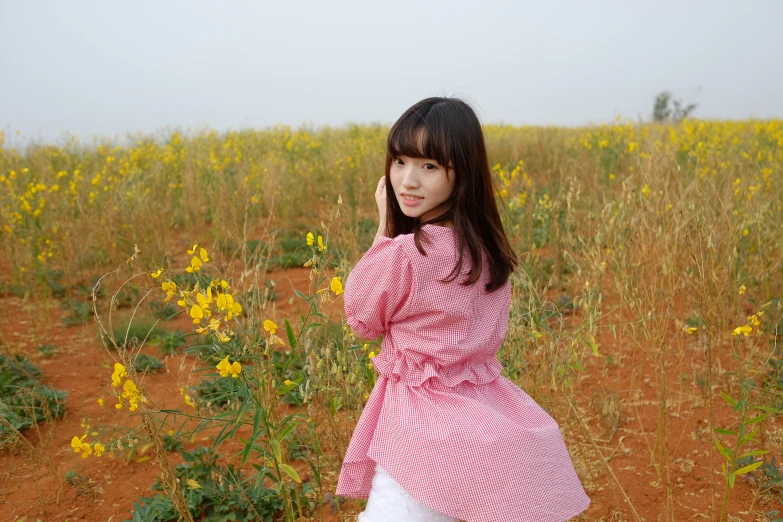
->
[[371, 348, 503, 387]]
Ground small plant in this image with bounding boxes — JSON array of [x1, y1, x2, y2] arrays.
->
[[0, 354, 67, 446], [134, 354, 164, 373], [64, 468, 93, 497], [158, 330, 187, 356], [103, 320, 166, 351], [161, 432, 184, 453], [60, 299, 92, 326], [126, 447, 311, 522], [36, 344, 58, 359]]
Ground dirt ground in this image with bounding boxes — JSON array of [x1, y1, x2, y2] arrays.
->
[[0, 266, 779, 521]]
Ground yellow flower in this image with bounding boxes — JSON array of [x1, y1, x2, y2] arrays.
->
[[162, 281, 177, 302], [641, 184, 651, 198], [111, 363, 127, 387], [749, 315, 760, 326], [190, 304, 204, 323], [216, 356, 242, 378], [317, 235, 326, 252], [122, 379, 141, 408], [264, 319, 277, 335], [185, 395, 196, 408], [284, 379, 293, 386], [187, 243, 198, 255], [742, 229, 749, 236], [216, 330, 231, 343], [739, 285, 746, 295], [186, 256, 202, 273], [532, 330, 542, 339], [330, 277, 343, 295], [98, 397, 104, 407], [306, 232, 314, 246], [149, 268, 163, 278], [71, 434, 89, 457], [199, 247, 209, 262], [731, 325, 753, 337], [368, 351, 376, 358], [186, 478, 202, 489], [686, 327, 697, 335], [93, 443, 105, 457]]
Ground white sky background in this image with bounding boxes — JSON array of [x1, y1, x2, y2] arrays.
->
[[1, 0, 782, 144]]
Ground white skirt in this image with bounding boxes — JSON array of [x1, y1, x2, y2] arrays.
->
[[357, 463, 460, 522]]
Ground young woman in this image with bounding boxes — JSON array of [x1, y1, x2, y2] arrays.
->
[[336, 97, 590, 522]]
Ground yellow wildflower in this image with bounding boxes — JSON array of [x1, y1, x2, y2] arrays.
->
[[190, 304, 204, 323], [71, 433, 92, 458], [749, 315, 760, 326], [93, 443, 105, 457], [186, 256, 202, 273], [185, 395, 196, 408], [739, 285, 746, 295], [216, 356, 242, 378], [317, 235, 326, 252], [284, 379, 294, 386], [70, 435, 92, 458], [149, 268, 163, 279], [306, 232, 314, 246], [98, 397, 104, 407], [162, 281, 177, 302], [686, 327, 697, 335], [264, 319, 277, 335], [186, 478, 202, 489], [731, 325, 753, 337], [187, 243, 198, 255], [216, 330, 231, 343], [330, 277, 343, 295], [368, 351, 376, 359], [111, 363, 127, 387], [199, 247, 209, 262]]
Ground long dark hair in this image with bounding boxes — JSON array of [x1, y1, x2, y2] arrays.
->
[[383, 96, 518, 292]]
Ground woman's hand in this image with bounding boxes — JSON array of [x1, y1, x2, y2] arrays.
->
[[375, 176, 388, 238]]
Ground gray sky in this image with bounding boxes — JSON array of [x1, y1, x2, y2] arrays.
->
[[1, 0, 782, 144]]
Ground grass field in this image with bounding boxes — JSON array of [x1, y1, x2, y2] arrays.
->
[[0, 119, 782, 521]]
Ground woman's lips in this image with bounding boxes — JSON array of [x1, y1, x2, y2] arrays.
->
[[401, 194, 423, 206]]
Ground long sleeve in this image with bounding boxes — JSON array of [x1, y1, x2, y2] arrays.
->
[[343, 236, 416, 340]]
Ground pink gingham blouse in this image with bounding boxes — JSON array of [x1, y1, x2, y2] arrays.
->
[[335, 224, 590, 522]]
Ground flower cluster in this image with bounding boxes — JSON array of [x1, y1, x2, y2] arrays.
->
[[71, 434, 105, 458], [156, 244, 241, 343], [216, 356, 242, 378], [731, 311, 765, 337], [263, 319, 287, 347], [111, 363, 143, 411]]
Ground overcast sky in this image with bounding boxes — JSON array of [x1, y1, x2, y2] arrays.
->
[[1, 0, 782, 144]]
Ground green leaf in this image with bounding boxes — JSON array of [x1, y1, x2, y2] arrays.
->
[[270, 439, 282, 463], [728, 471, 736, 488], [734, 460, 764, 476], [587, 335, 599, 356], [712, 428, 737, 436], [745, 413, 769, 425], [278, 463, 301, 483], [738, 449, 769, 459], [284, 319, 296, 350], [720, 392, 737, 408], [294, 289, 311, 302], [738, 427, 760, 445], [756, 406, 783, 414], [715, 439, 732, 462]]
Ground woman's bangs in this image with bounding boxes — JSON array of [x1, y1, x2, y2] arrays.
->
[[388, 114, 450, 167]]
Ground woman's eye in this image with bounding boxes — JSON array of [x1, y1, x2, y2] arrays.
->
[[394, 158, 403, 165], [423, 163, 437, 170]]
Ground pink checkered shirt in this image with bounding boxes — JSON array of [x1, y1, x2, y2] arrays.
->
[[335, 224, 590, 521]]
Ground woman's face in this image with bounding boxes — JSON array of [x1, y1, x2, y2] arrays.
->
[[389, 155, 456, 223]]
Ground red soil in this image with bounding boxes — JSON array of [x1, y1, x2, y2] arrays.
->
[[0, 265, 780, 521]]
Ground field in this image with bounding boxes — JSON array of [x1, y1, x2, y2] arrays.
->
[[0, 119, 782, 521]]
